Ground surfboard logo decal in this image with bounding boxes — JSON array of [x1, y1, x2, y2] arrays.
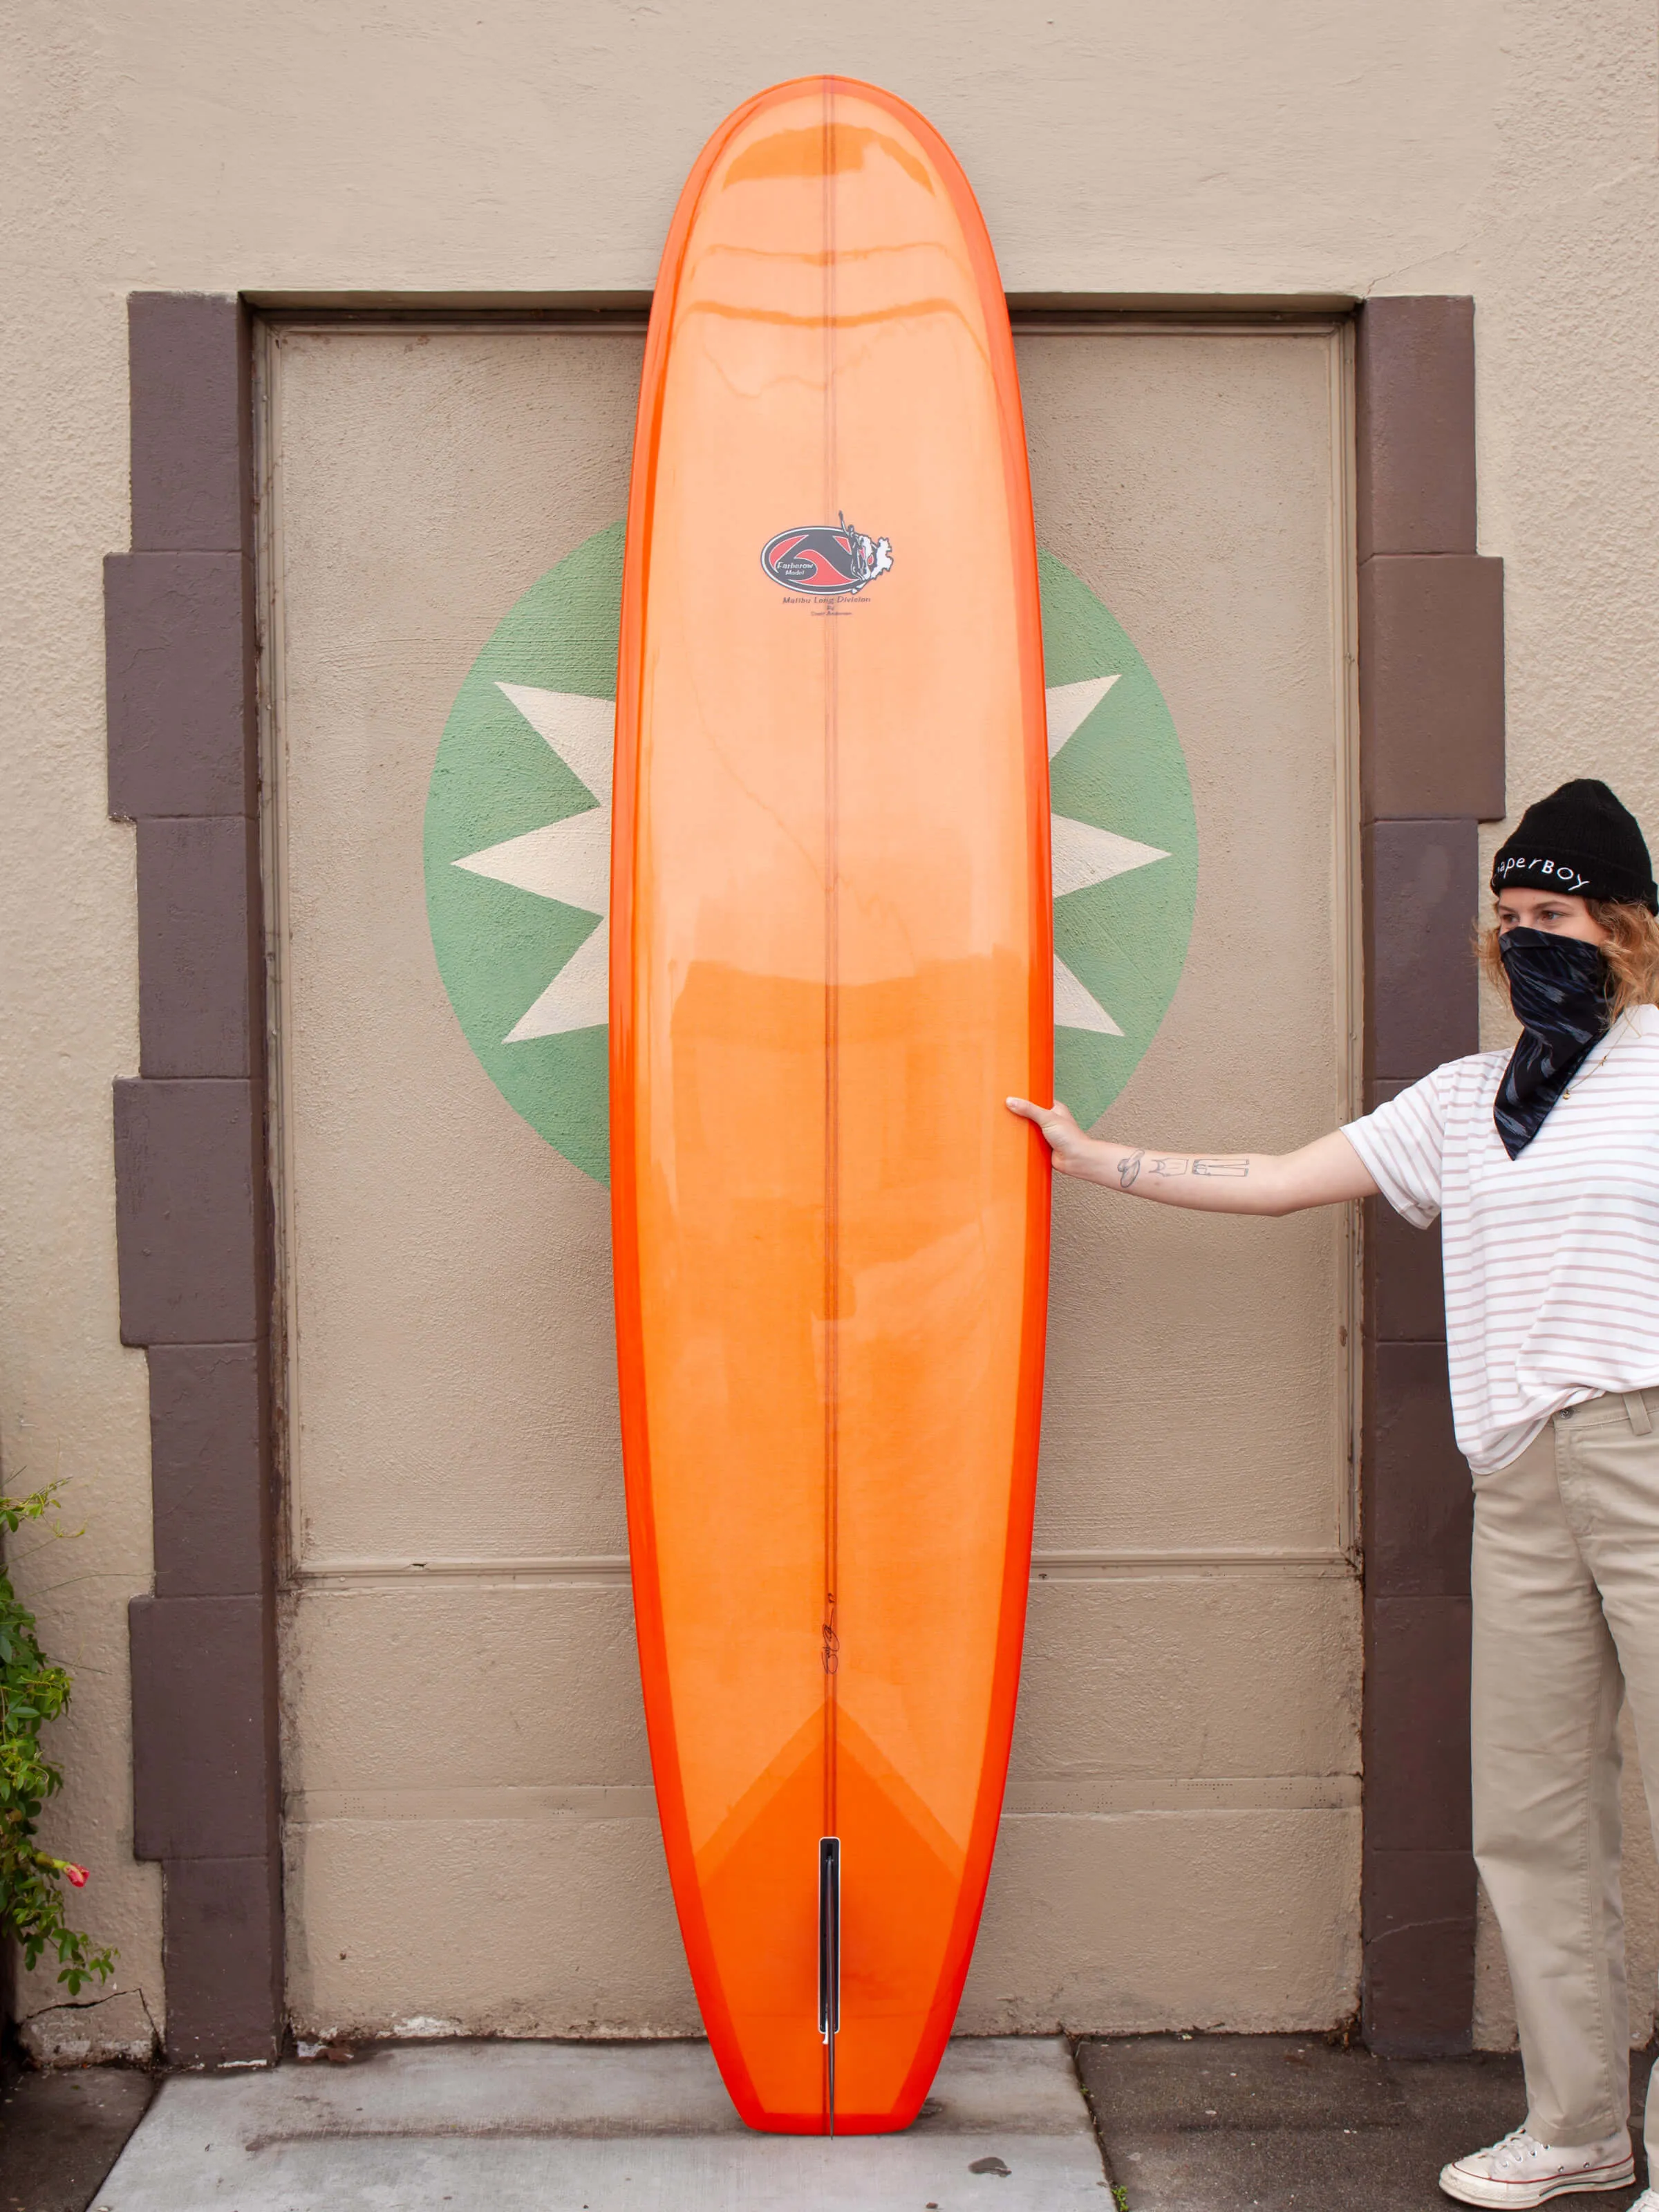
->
[[761, 516, 893, 596], [424, 523, 1197, 1184]]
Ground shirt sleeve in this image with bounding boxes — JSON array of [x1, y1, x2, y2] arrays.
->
[[1342, 1065, 1451, 1229]]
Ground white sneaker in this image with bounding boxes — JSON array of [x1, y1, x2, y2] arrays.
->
[[1626, 2193, 1659, 2211], [1438, 2126, 1633, 2206]]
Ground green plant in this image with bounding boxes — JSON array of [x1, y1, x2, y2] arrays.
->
[[0, 1484, 114, 1994]]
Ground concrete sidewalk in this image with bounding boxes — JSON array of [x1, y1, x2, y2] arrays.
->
[[93, 2035, 1110, 2211], [57, 2027, 1659, 2211]]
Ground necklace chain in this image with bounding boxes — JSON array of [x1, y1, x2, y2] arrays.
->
[[1561, 1011, 1631, 1100]]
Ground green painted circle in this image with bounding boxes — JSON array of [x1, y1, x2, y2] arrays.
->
[[424, 525, 1197, 1185]]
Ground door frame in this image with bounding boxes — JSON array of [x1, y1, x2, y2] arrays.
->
[[106, 291, 1503, 2063]]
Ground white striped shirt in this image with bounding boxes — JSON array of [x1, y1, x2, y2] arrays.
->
[[1343, 1002, 1659, 1473]]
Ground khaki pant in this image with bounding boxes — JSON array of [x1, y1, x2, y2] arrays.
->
[[1474, 1384, 1659, 2151]]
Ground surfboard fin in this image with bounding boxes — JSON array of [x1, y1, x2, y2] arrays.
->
[[818, 1835, 841, 2134]]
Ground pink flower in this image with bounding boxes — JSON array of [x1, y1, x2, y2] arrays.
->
[[63, 1864, 88, 1888]]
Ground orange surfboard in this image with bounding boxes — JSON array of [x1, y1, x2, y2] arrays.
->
[[610, 77, 1051, 2135]]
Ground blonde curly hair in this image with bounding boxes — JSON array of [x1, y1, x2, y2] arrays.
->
[[1480, 899, 1659, 1020]]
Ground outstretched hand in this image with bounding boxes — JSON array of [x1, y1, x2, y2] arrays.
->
[[1009, 1096, 1378, 1216], [1006, 1096, 1094, 1177]]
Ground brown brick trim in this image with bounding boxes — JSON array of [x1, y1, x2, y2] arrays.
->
[[1356, 297, 1505, 2054], [109, 294, 281, 2066]]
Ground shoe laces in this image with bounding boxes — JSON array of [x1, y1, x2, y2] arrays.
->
[[1488, 2128, 1548, 2173]]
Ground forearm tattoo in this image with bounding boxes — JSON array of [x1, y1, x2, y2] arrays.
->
[[1118, 1150, 1250, 1188]]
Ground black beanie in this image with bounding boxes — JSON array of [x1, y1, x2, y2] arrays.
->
[[1490, 778, 1657, 914]]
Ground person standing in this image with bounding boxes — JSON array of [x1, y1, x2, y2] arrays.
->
[[1010, 779, 1659, 2209]]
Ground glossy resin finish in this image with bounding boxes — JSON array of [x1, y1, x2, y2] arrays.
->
[[611, 77, 1050, 2134]]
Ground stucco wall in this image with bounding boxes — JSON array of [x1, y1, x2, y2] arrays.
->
[[3, 0, 1658, 2056]]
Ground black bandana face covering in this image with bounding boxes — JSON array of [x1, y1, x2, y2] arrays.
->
[[1494, 926, 1613, 1159]]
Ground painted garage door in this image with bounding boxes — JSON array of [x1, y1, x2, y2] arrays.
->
[[262, 316, 1358, 2040]]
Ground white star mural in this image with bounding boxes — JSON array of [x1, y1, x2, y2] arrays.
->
[[455, 677, 1169, 1043]]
